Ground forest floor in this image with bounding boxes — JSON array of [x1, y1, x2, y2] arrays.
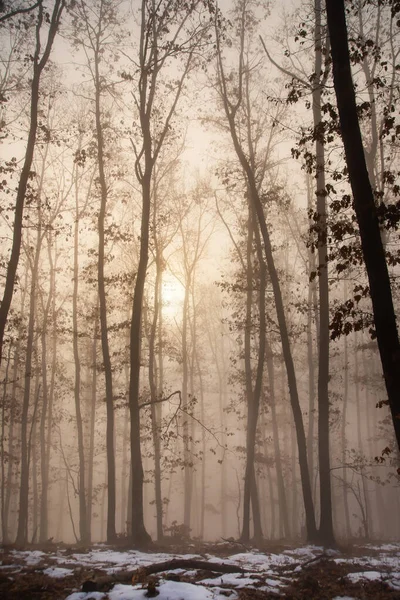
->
[[0, 539, 399, 600]]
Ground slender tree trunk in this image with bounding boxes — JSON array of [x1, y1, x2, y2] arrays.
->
[[31, 416, 38, 543], [148, 253, 163, 540], [181, 273, 192, 532], [266, 458, 275, 540], [306, 178, 316, 483], [354, 330, 370, 539], [4, 272, 28, 541], [94, 44, 116, 543], [72, 165, 88, 545], [265, 346, 290, 538], [229, 139, 317, 539], [121, 349, 130, 534], [129, 168, 152, 544], [312, 0, 334, 545], [241, 208, 255, 542], [216, 33, 317, 534], [39, 231, 55, 543], [341, 293, 351, 538], [326, 0, 400, 452], [87, 305, 98, 542], [0, 0, 64, 365], [1, 344, 12, 542], [16, 213, 43, 545]]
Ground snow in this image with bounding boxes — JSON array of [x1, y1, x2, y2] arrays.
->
[[11, 549, 45, 565], [2, 543, 400, 599], [43, 566, 74, 578], [347, 570, 383, 583], [108, 581, 221, 600]]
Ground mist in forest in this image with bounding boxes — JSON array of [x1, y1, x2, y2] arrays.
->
[[0, 0, 400, 550]]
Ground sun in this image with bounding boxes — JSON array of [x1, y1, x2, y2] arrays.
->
[[161, 275, 185, 318]]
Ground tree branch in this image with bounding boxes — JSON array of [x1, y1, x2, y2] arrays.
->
[[0, 1, 40, 24]]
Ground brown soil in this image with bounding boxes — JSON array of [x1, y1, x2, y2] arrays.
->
[[0, 541, 399, 600]]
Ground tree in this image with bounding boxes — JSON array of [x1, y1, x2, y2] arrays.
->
[[215, 0, 317, 541], [0, 0, 65, 365], [325, 0, 400, 451], [126, 0, 215, 544], [261, 0, 334, 544]]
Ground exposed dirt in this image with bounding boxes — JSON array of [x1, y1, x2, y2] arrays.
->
[[0, 540, 399, 600]]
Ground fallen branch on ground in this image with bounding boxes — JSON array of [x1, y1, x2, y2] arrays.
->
[[82, 557, 249, 592]]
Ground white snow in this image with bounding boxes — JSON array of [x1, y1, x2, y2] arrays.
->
[[3, 543, 400, 599], [11, 549, 45, 565], [43, 566, 74, 578], [107, 581, 233, 600], [347, 570, 383, 583]]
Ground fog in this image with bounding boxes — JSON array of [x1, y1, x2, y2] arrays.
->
[[0, 0, 399, 551]]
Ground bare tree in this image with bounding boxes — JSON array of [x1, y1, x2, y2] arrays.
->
[[215, 0, 317, 540], [126, 0, 215, 544], [0, 0, 65, 365]]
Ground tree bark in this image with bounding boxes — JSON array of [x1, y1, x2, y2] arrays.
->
[[0, 0, 64, 365], [313, 0, 334, 545], [72, 160, 89, 545], [325, 0, 400, 452], [16, 218, 42, 545], [94, 27, 116, 543]]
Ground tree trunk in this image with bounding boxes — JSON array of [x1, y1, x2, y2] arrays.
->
[[39, 231, 56, 543], [148, 253, 163, 540], [0, 0, 64, 365], [72, 163, 88, 545], [265, 346, 290, 538], [15, 211, 43, 545], [325, 0, 400, 452], [87, 305, 98, 542], [312, 0, 334, 545], [341, 296, 351, 538], [129, 167, 151, 544], [354, 330, 370, 539], [306, 177, 316, 483], [1, 344, 12, 543], [228, 134, 317, 540], [94, 44, 116, 543]]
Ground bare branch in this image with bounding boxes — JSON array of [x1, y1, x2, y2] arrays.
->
[[0, 1, 40, 24]]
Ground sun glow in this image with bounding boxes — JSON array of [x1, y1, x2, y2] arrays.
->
[[162, 276, 186, 318]]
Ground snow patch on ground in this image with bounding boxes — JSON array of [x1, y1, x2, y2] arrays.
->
[[347, 570, 383, 583], [11, 549, 45, 565], [3, 543, 400, 599], [107, 581, 230, 600], [43, 566, 74, 578]]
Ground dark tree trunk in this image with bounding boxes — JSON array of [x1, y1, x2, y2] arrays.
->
[[16, 201, 43, 546], [221, 121, 317, 539], [39, 229, 56, 543], [72, 162, 88, 545], [129, 168, 151, 544], [0, 0, 64, 365], [94, 42, 116, 544], [1, 344, 12, 543], [265, 346, 290, 538], [325, 0, 400, 451], [313, 0, 334, 546], [148, 254, 163, 541], [341, 294, 351, 538], [181, 273, 192, 532], [87, 305, 98, 541]]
